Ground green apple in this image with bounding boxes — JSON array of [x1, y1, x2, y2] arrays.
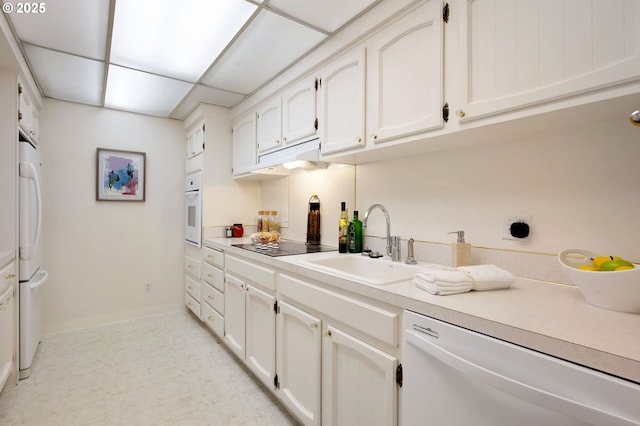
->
[[600, 259, 634, 271]]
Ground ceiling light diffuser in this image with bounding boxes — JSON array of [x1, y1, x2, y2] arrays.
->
[[110, 0, 257, 82]]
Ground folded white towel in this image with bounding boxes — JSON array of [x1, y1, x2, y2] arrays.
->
[[414, 264, 514, 295]]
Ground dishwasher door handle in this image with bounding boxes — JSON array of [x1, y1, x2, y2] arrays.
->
[[406, 330, 640, 426]]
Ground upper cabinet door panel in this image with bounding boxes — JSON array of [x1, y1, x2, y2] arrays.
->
[[282, 78, 318, 145], [367, 0, 444, 144], [459, 0, 640, 121], [318, 47, 366, 155], [232, 112, 257, 176], [256, 97, 282, 154]]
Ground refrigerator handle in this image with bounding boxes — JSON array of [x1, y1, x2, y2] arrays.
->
[[29, 270, 48, 290], [406, 329, 640, 426], [19, 162, 42, 257]]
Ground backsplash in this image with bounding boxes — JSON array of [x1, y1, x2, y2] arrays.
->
[[255, 115, 639, 287]]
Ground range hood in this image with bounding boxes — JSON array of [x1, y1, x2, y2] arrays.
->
[[251, 138, 329, 175]]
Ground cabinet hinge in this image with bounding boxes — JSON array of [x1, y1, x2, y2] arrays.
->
[[18, 83, 23, 94], [274, 301, 280, 314], [396, 364, 403, 387], [274, 374, 280, 389], [442, 102, 449, 123], [443, 3, 450, 23], [314, 118, 318, 131], [315, 77, 321, 90], [202, 123, 205, 132]]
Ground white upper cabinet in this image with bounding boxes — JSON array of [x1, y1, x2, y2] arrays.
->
[[281, 78, 318, 145], [456, 0, 640, 121], [186, 121, 204, 159], [18, 80, 39, 143], [367, 0, 444, 145], [318, 47, 367, 155], [256, 97, 282, 154], [232, 111, 257, 176]]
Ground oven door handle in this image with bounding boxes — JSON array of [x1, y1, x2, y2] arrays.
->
[[406, 329, 640, 426]]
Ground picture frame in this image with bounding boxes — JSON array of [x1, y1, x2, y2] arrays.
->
[[96, 148, 146, 201]]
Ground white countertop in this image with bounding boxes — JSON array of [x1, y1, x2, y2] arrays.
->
[[205, 237, 640, 383]]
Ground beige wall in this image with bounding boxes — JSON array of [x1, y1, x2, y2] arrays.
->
[[40, 99, 185, 334]]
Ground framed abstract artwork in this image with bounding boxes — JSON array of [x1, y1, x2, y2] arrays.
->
[[96, 148, 146, 201]]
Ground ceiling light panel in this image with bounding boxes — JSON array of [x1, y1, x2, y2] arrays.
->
[[202, 9, 326, 94], [22, 44, 104, 106], [110, 0, 257, 82], [105, 65, 194, 117], [8, 0, 109, 60], [268, 0, 378, 32]]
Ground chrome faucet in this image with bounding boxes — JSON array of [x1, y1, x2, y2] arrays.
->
[[363, 204, 400, 261]]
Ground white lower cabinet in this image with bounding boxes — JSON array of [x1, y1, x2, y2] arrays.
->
[[0, 260, 16, 392], [278, 272, 401, 426], [184, 251, 202, 319], [224, 255, 277, 389], [276, 300, 322, 426], [322, 325, 398, 426], [202, 247, 225, 338]]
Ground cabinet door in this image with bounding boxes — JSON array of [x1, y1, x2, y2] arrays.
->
[[224, 274, 246, 359], [232, 112, 257, 176], [245, 283, 276, 388], [282, 78, 318, 145], [322, 325, 398, 426], [318, 47, 366, 155], [256, 97, 282, 154], [276, 300, 322, 426], [457, 0, 640, 121], [367, 0, 444, 144], [187, 122, 205, 158]]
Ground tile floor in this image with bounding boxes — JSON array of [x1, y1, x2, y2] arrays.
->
[[0, 310, 300, 425]]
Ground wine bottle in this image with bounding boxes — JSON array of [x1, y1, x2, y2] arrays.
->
[[348, 210, 363, 253], [338, 202, 349, 253]]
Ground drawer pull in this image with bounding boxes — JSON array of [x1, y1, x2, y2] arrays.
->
[[208, 315, 214, 322], [4, 273, 15, 280], [188, 286, 193, 291], [208, 295, 214, 300], [187, 265, 193, 269], [208, 274, 214, 279]]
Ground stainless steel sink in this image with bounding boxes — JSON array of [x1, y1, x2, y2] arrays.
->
[[301, 254, 418, 285]]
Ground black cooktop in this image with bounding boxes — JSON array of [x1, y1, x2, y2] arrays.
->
[[232, 241, 337, 257]]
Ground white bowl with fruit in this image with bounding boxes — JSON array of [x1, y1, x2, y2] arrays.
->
[[558, 249, 640, 313]]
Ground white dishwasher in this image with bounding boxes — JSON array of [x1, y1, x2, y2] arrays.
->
[[402, 310, 640, 426]]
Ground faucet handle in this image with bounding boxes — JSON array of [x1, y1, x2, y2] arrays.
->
[[405, 238, 417, 264]]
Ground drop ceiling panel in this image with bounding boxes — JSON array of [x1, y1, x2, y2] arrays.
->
[[268, 0, 379, 32], [110, 0, 257, 82], [105, 65, 194, 117], [23, 44, 104, 106], [201, 9, 327, 94], [10, 0, 109, 60], [171, 84, 246, 119]]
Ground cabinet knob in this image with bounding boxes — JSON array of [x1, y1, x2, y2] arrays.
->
[[372, 134, 378, 140], [455, 110, 466, 118], [327, 330, 332, 337], [208, 295, 214, 300], [188, 286, 193, 291], [356, 137, 362, 143], [208, 315, 214, 322], [4, 273, 15, 280]]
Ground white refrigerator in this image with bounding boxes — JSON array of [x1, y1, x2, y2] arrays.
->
[[18, 135, 48, 379]]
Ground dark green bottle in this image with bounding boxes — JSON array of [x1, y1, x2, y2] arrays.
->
[[348, 210, 363, 253]]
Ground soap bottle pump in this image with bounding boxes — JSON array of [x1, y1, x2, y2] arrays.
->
[[448, 230, 471, 267]]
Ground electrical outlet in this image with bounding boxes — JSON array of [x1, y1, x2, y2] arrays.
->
[[502, 215, 531, 241], [144, 282, 152, 293]]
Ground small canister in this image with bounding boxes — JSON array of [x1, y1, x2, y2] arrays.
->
[[232, 223, 244, 238], [225, 226, 233, 238]]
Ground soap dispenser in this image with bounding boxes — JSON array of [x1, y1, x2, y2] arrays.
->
[[448, 230, 471, 267]]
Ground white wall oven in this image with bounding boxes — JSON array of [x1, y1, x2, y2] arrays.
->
[[185, 173, 202, 247]]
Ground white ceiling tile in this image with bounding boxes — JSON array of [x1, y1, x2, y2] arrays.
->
[[202, 9, 326, 94], [9, 0, 109, 60], [105, 65, 194, 117], [23, 44, 104, 106], [171, 84, 246, 119], [268, 0, 379, 32], [110, 0, 257, 82]]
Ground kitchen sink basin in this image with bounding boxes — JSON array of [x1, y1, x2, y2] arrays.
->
[[301, 254, 418, 285]]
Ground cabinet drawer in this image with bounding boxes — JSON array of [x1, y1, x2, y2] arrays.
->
[[0, 262, 16, 295], [185, 274, 201, 301], [202, 262, 224, 292], [279, 273, 399, 347], [203, 282, 224, 314], [184, 255, 201, 280], [203, 247, 224, 269], [203, 303, 224, 338], [226, 255, 275, 291], [185, 292, 201, 318]]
